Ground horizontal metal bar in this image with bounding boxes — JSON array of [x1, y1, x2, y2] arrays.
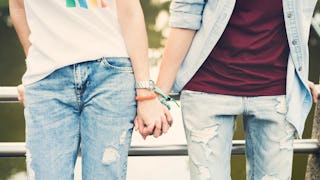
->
[[0, 87, 19, 102], [0, 139, 319, 157], [0, 85, 319, 102], [0, 142, 25, 157]]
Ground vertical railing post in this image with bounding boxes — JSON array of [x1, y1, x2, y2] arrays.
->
[[305, 80, 320, 180]]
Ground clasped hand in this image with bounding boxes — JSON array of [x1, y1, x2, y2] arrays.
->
[[135, 98, 173, 139]]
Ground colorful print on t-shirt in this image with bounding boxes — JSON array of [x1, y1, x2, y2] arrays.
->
[[66, 0, 107, 8]]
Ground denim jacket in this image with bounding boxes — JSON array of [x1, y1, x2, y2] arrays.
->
[[169, 0, 318, 137]]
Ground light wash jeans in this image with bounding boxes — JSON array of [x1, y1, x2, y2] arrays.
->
[[24, 57, 136, 180], [180, 90, 295, 180]]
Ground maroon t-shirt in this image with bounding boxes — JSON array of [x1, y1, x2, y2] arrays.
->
[[184, 0, 289, 96]]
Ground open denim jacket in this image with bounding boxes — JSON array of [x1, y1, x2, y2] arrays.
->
[[169, 0, 318, 137]]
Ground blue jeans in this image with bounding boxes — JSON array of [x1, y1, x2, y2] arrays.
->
[[24, 57, 136, 180], [180, 90, 295, 180]]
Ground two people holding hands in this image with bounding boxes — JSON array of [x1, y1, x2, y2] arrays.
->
[[10, 0, 319, 179]]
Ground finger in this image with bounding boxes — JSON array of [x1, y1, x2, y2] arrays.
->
[[17, 96, 22, 102], [164, 107, 173, 127], [144, 123, 155, 135], [17, 84, 25, 105], [161, 115, 169, 134], [312, 86, 318, 103], [142, 127, 148, 140], [142, 126, 154, 139], [153, 119, 162, 138], [141, 120, 155, 138], [137, 117, 145, 135], [146, 119, 155, 130], [309, 82, 318, 103], [17, 84, 25, 95], [134, 117, 139, 131], [313, 88, 318, 103]]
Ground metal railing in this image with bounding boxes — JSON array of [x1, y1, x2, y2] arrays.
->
[[0, 86, 319, 157], [0, 139, 319, 157]]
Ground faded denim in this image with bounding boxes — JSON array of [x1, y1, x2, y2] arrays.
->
[[169, 0, 318, 138], [181, 90, 295, 180], [24, 57, 136, 180]]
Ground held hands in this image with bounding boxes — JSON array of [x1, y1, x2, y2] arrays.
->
[[134, 89, 173, 139], [16, 82, 175, 138]]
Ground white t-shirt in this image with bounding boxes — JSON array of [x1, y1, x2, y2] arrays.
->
[[22, 0, 129, 85]]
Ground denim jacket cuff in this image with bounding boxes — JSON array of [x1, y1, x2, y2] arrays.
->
[[169, 11, 202, 30]]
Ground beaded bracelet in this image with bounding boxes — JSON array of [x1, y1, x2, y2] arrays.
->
[[135, 80, 179, 110], [152, 86, 179, 110]]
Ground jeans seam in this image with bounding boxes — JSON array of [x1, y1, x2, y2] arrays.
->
[[246, 119, 255, 180], [73, 64, 83, 112]]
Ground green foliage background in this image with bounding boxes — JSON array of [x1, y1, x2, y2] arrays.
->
[[0, 0, 8, 7]]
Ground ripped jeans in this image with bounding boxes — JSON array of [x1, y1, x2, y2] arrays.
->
[[181, 90, 295, 180], [24, 58, 136, 180]]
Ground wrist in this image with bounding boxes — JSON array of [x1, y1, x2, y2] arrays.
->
[[135, 80, 155, 89], [135, 92, 157, 101], [135, 79, 156, 95], [136, 88, 154, 96], [135, 80, 179, 110]]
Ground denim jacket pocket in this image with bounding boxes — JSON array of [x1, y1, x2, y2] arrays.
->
[[100, 57, 133, 73]]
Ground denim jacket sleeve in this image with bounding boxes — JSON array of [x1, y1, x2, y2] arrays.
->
[[169, 0, 206, 30]]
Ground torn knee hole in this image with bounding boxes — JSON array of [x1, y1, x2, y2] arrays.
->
[[102, 146, 120, 165], [190, 125, 220, 144]]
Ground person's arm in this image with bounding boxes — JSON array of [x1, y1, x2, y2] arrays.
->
[[9, 0, 31, 56], [116, 0, 172, 139], [156, 28, 196, 94], [156, 0, 205, 93], [9, 0, 30, 106]]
